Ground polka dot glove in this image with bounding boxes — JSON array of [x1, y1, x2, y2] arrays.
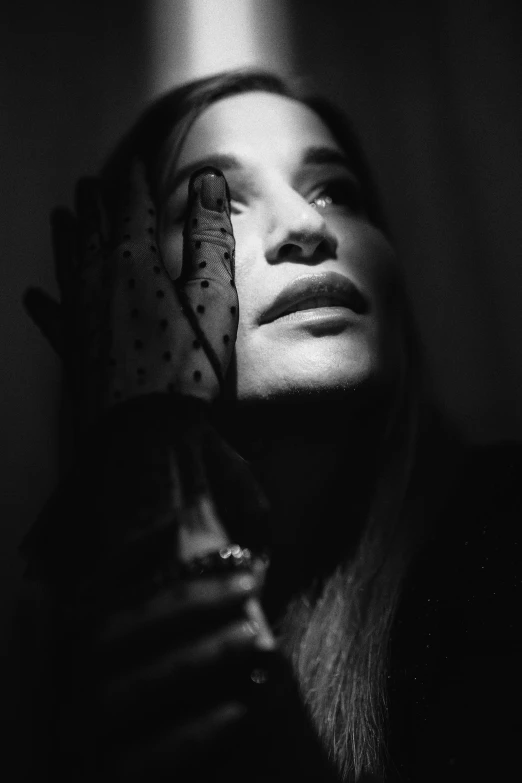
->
[[106, 162, 237, 410], [22, 162, 269, 588], [25, 162, 238, 430]]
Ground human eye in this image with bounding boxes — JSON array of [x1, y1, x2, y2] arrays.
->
[[309, 177, 364, 214]]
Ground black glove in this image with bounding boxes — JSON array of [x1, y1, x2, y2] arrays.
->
[[21, 161, 270, 584]]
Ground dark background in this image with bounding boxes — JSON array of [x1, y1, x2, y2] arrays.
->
[[2, 1, 521, 778]]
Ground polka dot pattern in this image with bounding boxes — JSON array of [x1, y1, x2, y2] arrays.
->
[[65, 163, 238, 421], [99, 162, 238, 411]]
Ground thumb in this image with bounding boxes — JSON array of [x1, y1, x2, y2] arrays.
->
[[23, 287, 64, 357]]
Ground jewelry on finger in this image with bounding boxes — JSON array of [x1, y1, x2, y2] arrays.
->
[[179, 543, 256, 579], [310, 195, 333, 209], [250, 667, 269, 685]]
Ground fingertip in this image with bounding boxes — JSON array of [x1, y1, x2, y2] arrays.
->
[[187, 166, 231, 217], [229, 572, 257, 593]]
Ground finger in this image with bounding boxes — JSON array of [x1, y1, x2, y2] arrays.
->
[[177, 167, 239, 392], [100, 701, 247, 780], [244, 596, 277, 652], [182, 167, 235, 282], [113, 158, 157, 247], [105, 216, 221, 405], [103, 163, 233, 405], [103, 157, 163, 398], [23, 287, 64, 357], [97, 620, 270, 734], [75, 177, 106, 267], [94, 571, 259, 666]]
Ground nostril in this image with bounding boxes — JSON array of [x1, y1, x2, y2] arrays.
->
[[279, 243, 294, 257]]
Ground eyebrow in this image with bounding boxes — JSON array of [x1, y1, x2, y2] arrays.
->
[[301, 145, 351, 168], [167, 145, 352, 196]]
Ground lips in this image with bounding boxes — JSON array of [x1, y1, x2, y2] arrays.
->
[[259, 272, 368, 324]]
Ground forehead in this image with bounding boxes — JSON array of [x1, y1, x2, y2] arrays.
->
[[177, 91, 342, 170]]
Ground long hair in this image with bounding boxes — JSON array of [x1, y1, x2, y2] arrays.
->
[[278, 362, 421, 780], [101, 68, 425, 781]]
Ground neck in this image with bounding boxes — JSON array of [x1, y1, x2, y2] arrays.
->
[[211, 395, 388, 617]]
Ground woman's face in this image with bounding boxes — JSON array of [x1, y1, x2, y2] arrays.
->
[[161, 91, 404, 401]]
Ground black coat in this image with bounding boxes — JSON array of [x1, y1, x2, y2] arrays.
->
[[18, 428, 522, 782], [387, 441, 521, 781]]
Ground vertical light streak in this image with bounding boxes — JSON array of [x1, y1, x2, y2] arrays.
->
[[149, 0, 294, 96]]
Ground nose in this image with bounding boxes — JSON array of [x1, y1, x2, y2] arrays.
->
[[264, 184, 337, 263]]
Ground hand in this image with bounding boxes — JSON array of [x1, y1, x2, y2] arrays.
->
[[22, 161, 304, 780], [21, 161, 269, 583], [87, 566, 276, 781], [24, 161, 238, 429], [72, 560, 336, 782]]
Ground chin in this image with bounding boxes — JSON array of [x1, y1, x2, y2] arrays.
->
[[234, 341, 382, 402]]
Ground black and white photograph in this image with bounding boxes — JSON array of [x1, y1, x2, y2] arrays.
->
[[2, 1, 521, 780]]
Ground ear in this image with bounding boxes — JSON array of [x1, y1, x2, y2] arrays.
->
[[23, 287, 64, 358]]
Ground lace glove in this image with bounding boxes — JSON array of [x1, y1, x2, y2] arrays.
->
[[21, 163, 269, 591], [26, 162, 237, 423]]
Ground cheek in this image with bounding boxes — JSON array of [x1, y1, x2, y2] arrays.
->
[[337, 221, 398, 307], [351, 227, 407, 369], [334, 220, 406, 360]]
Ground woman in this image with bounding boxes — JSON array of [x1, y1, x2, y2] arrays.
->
[[22, 70, 521, 782]]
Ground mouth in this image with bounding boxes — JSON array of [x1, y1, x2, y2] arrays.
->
[[259, 272, 369, 324]]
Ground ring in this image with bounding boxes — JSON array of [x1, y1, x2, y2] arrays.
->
[[179, 543, 255, 579], [250, 667, 269, 685]]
